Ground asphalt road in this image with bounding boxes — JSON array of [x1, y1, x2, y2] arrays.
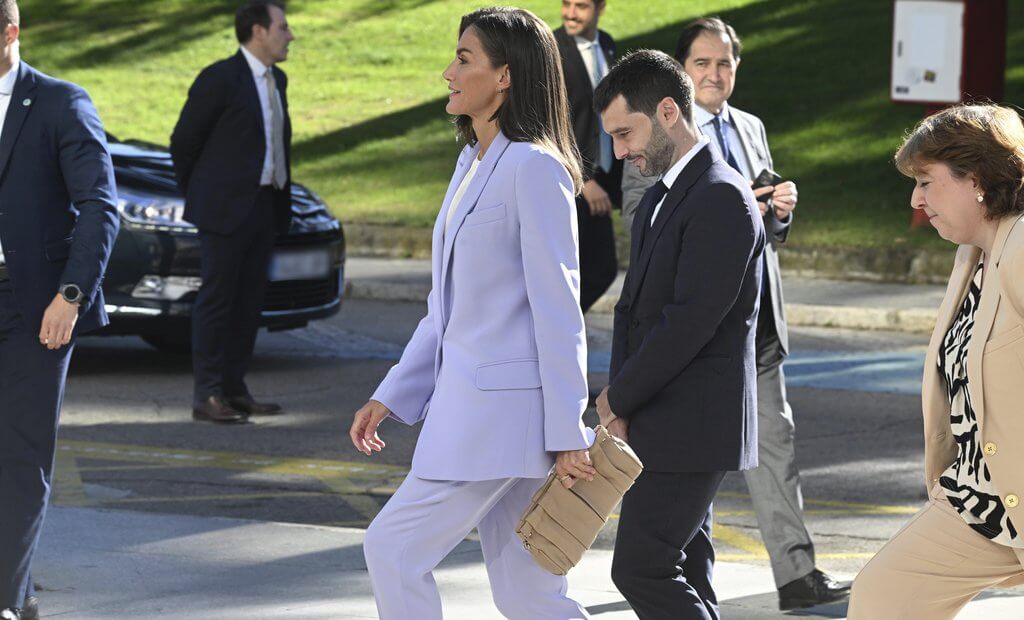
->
[[57, 297, 933, 582]]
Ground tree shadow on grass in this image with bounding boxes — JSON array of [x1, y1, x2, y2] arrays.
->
[[293, 96, 452, 163], [338, 0, 447, 23], [296, 1, 922, 185], [23, 0, 451, 72], [20, 0, 238, 70]]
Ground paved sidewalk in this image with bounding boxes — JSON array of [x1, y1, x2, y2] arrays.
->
[[34, 506, 1024, 619], [344, 258, 947, 333]]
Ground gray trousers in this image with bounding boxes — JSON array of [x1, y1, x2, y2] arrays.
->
[[742, 331, 816, 587]]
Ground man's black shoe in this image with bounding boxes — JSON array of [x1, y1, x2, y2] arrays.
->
[[192, 396, 248, 424], [20, 597, 37, 620], [778, 568, 851, 610]]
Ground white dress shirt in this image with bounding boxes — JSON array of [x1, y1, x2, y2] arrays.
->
[[240, 45, 282, 186], [575, 34, 613, 174], [445, 156, 482, 232], [694, 102, 752, 179], [0, 60, 20, 264], [574, 34, 608, 88], [650, 137, 710, 226]]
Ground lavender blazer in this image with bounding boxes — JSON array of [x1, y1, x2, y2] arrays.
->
[[371, 132, 594, 481]]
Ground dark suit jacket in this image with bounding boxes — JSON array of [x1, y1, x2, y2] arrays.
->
[[621, 105, 793, 352], [0, 62, 119, 335], [554, 26, 622, 204], [170, 51, 292, 235], [607, 146, 765, 472]]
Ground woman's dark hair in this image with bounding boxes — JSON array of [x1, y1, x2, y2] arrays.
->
[[236, 0, 285, 44], [895, 103, 1024, 220], [454, 7, 583, 192], [674, 17, 742, 63]]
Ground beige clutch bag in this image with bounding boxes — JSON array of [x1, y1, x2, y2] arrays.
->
[[515, 425, 644, 575]]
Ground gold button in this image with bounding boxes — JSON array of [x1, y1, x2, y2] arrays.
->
[[1006, 494, 1020, 509], [984, 442, 997, 456]]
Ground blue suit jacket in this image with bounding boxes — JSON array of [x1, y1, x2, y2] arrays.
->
[[607, 146, 765, 472], [372, 132, 594, 481], [170, 51, 292, 235], [0, 62, 118, 334]]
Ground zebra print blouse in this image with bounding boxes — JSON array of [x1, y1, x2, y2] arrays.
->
[[938, 261, 1023, 548]]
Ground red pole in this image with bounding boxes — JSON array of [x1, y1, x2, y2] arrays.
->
[[962, 0, 1007, 102], [909, 0, 1007, 230]]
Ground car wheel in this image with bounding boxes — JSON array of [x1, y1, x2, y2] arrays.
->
[[142, 327, 192, 355]]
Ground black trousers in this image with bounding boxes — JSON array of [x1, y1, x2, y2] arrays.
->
[[0, 281, 73, 609], [612, 470, 727, 620], [192, 189, 276, 403], [576, 197, 617, 313]]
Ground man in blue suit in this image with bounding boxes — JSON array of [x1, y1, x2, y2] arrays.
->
[[0, 2, 119, 618], [171, 0, 295, 423], [595, 50, 764, 619]]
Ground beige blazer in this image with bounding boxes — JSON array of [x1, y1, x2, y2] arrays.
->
[[922, 213, 1024, 534]]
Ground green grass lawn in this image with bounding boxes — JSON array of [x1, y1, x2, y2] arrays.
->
[[16, 0, 1024, 247]]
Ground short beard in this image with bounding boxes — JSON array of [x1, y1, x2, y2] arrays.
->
[[636, 120, 676, 177]]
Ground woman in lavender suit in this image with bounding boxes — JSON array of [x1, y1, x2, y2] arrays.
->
[[348, 7, 596, 619]]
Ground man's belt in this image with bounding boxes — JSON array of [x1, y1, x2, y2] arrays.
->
[[0, 263, 8, 282]]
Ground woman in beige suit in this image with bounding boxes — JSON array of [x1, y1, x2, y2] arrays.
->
[[849, 103, 1024, 617]]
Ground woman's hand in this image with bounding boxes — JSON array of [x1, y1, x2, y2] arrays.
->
[[555, 449, 597, 489], [350, 400, 391, 456]]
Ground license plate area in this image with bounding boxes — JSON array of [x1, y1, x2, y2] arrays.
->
[[269, 249, 331, 282]]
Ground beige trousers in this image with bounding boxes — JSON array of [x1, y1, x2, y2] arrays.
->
[[849, 483, 1024, 619]]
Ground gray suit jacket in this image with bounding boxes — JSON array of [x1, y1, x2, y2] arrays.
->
[[621, 105, 790, 353]]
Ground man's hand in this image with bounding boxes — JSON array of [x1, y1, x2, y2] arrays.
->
[[596, 386, 617, 427], [606, 417, 629, 443], [771, 180, 797, 220], [39, 294, 79, 350], [350, 400, 391, 456], [582, 179, 613, 217], [555, 449, 597, 489], [753, 185, 773, 216]]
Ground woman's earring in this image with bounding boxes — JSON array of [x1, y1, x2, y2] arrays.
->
[[497, 88, 506, 94], [976, 192, 984, 203]]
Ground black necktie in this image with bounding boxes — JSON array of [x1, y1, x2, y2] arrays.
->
[[635, 180, 669, 250]]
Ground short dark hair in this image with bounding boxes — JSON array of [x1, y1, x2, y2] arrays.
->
[[674, 17, 742, 63], [896, 104, 1024, 220], [235, 0, 285, 44], [0, 0, 19, 30], [593, 49, 694, 124]]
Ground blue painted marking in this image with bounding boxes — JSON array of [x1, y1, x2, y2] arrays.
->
[[586, 350, 926, 395], [785, 351, 925, 395]]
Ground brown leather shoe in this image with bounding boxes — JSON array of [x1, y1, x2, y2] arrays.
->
[[226, 394, 283, 415], [192, 396, 248, 424]]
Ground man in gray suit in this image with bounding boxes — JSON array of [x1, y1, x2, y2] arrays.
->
[[621, 17, 850, 610]]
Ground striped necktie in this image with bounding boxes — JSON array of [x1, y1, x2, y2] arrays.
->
[[711, 114, 741, 173], [265, 70, 288, 189], [590, 43, 613, 174]]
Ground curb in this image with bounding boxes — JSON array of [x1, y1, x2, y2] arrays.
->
[[785, 304, 936, 333], [345, 223, 956, 283], [344, 280, 938, 334]]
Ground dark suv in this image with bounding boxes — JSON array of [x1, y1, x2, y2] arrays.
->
[[98, 135, 345, 352]]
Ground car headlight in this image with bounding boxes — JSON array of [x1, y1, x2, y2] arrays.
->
[[117, 194, 193, 229]]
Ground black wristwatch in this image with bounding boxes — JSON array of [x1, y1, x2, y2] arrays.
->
[[59, 283, 84, 305]]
